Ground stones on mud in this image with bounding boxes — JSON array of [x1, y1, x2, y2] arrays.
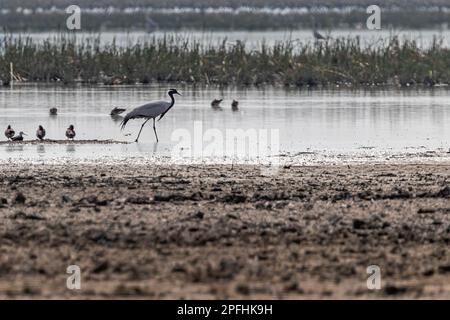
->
[[417, 207, 450, 215], [255, 202, 272, 210], [422, 269, 435, 277], [221, 194, 247, 204], [113, 284, 148, 297], [207, 258, 241, 280], [14, 192, 26, 204], [383, 285, 408, 295], [190, 192, 204, 201], [95, 199, 108, 206], [171, 264, 187, 273], [357, 191, 373, 200], [153, 192, 207, 202], [352, 219, 367, 230], [226, 213, 239, 220], [438, 265, 450, 274], [85, 229, 108, 243], [417, 208, 437, 214], [61, 195, 72, 203], [235, 283, 250, 295], [351, 216, 389, 231], [194, 211, 204, 220], [11, 211, 45, 220], [153, 194, 183, 202], [0, 197, 7, 208], [126, 196, 151, 205], [79, 195, 108, 207], [332, 192, 352, 202], [435, 186, 450, 198], [252, 192, 291, 202], [92, 261, 109, 274], [283, 280, 304, 294]]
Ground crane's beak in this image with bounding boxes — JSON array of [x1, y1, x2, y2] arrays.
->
[[177, 92, 182, 96]]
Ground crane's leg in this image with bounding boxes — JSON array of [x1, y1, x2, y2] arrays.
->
[[153, 118, 159, 143], [135, 118, 150, 142]]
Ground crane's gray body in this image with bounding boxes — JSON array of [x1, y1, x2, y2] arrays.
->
[[122, 100, 171, 122]]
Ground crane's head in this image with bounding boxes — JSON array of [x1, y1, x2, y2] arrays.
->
[[168, 88, 181, 96]]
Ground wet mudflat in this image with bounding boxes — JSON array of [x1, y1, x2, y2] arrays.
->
[[0, 163, 449, 299]]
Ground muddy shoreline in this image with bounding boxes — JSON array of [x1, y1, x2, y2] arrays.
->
[[0, 139, 129, 145], [0, 163, 449, 299]]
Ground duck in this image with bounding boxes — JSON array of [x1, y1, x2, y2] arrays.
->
[[36, 125, 46, 140], [4, 125, 15, 140], [110, 107, 127, 116], [231, 100, 239, 111], [211, 99, 223, 110], [11, 132, 26, 142], [49, 108, 58, 116], [66, 125, 76, 140]]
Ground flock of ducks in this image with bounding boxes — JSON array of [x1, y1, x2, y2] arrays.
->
[[3, 95, 240, 143], [3, 107, 76, 142], [211, 99, 239, 111], [4, 123, 76, 141]]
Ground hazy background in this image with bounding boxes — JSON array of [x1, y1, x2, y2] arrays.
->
[[2, 0, 450, 31]]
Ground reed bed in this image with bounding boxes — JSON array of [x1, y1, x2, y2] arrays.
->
[[1, 35, 450, 87]]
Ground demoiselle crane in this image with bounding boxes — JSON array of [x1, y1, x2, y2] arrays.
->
[[120, 89, 181, 143]]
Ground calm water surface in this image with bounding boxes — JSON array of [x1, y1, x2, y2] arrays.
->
[[1, 84, 450, 164]]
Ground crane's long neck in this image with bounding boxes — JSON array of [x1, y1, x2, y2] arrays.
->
[[165, 92, 176, 112], [168, 92, 176, 107], [158, 92, 177, 121]]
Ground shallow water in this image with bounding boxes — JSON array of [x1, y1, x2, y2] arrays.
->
[[1, 84, 450, 164]]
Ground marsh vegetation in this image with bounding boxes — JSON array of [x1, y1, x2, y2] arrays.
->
[[1, 35, 449, 87]]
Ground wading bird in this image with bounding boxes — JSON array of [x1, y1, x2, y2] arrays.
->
[[66, 125, 76, 140], [121, 89, 181, 143], [313, 29, 327, 41], [50, 108, 58, 116], [11, 132, 26, 141], [36, 125, 46, 140], [211, 99, 223, 110], [232, 100, 239, 111], [4, 125, 15, 140], [110, 107, 127, 116]]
